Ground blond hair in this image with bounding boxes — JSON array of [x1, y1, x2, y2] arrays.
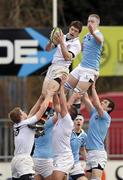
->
[[89, 14, 100, 25]]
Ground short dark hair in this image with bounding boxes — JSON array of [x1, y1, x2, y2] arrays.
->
[[70, 20, 83, 33], [105, 98, 115, 114], [8, 107, 22, 124], [69, 105, 78, 120]]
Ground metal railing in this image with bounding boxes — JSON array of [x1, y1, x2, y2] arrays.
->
[[0, 119, 14, 161]]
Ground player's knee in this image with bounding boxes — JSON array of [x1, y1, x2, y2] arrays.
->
[[74, 87, 86, 95]]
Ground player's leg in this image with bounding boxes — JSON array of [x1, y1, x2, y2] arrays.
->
[[86, 150, 107, 180], [63, 174, 68, 180], [67, 67, 96, 106], [86, 170, 92, 180], [52, 170, 66, 180], [42, 77, 50, 96], [69, 162, 87, 180], [52, 154, 74, 180], [34, 158, 53, 180], [85, 152, 92, 180], [44, 174, 52, 180], [91, 168, 103, 180], [43, 159, 53, 180], [34, 174, 44, 180], [76, 81, 92, 94], [64, 73, 79, 93], [47, 66, 69, 94], [48, 78, 61, 93]]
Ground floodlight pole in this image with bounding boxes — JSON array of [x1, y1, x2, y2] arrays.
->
[[53, 0, 58, 27]]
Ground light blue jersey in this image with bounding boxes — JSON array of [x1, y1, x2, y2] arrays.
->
[[80, 30, 104, 71], [70, 130, 87, 163], [33, 117, 54, 158], [86, 107, 111, 150]]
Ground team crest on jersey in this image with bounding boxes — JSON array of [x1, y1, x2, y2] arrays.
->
[[95, 115, 99, 120], [14, 127, 20, 136], [53, 161, 58, 167]]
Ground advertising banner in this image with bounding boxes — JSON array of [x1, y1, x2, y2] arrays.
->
[[0, 163, 11, 180], [0, 27, 123, 76], [0, 28, 55, 77], [0, 161, 123, 180]]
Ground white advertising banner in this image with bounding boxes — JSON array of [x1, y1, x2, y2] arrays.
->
[[0, 160, 123, 180], [0, 162, 11, 180], [105, 160, 123, 180]]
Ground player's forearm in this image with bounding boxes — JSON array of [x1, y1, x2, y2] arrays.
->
[[92, 33, 102, 44], [60, 41, 72, 60], [92, 87, 104, 117], [82, 93, 93, 113], [28, 95, 44, 118], [36, 94, 52, 120], [53, 94, 61, 113], [59, 85, 68, 114], [91, 86, 101, 107], [45, 41, 54, 51]]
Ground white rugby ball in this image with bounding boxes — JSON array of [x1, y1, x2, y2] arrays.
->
[[50, 27, 62, 45]]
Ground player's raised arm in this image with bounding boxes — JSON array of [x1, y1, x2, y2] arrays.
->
[[82, 92, 94, 114], [91, 83, 104, 117], [53, 93, 61, 113], [36, 90, 54, 120], [59, 76, 68, 118], [28, 94, 44, 118]]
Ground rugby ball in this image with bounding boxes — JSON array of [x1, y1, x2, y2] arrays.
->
[[50, 27, 62, 45]]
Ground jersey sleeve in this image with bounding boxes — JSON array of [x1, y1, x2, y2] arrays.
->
[[101, 111, 111, 127], [68, 40, 81, 58], [20, 115, 38, 125], [95, 31, 104, 43], [90, 107, 96, 116], [80, 132, 87, 147], [58, 113, 74, 129]]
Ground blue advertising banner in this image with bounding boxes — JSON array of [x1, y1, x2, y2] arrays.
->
[[0, 28, 56, 77]]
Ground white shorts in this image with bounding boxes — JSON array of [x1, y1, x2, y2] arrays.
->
[[53, 153, 74, 174], [11, 154, 35, 178], [70, 64, 99, 82], [69, 161, 85, 176], [86, 150, 107, 171], [33, 158, 53, 178], [46, 64, 69, 79]]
